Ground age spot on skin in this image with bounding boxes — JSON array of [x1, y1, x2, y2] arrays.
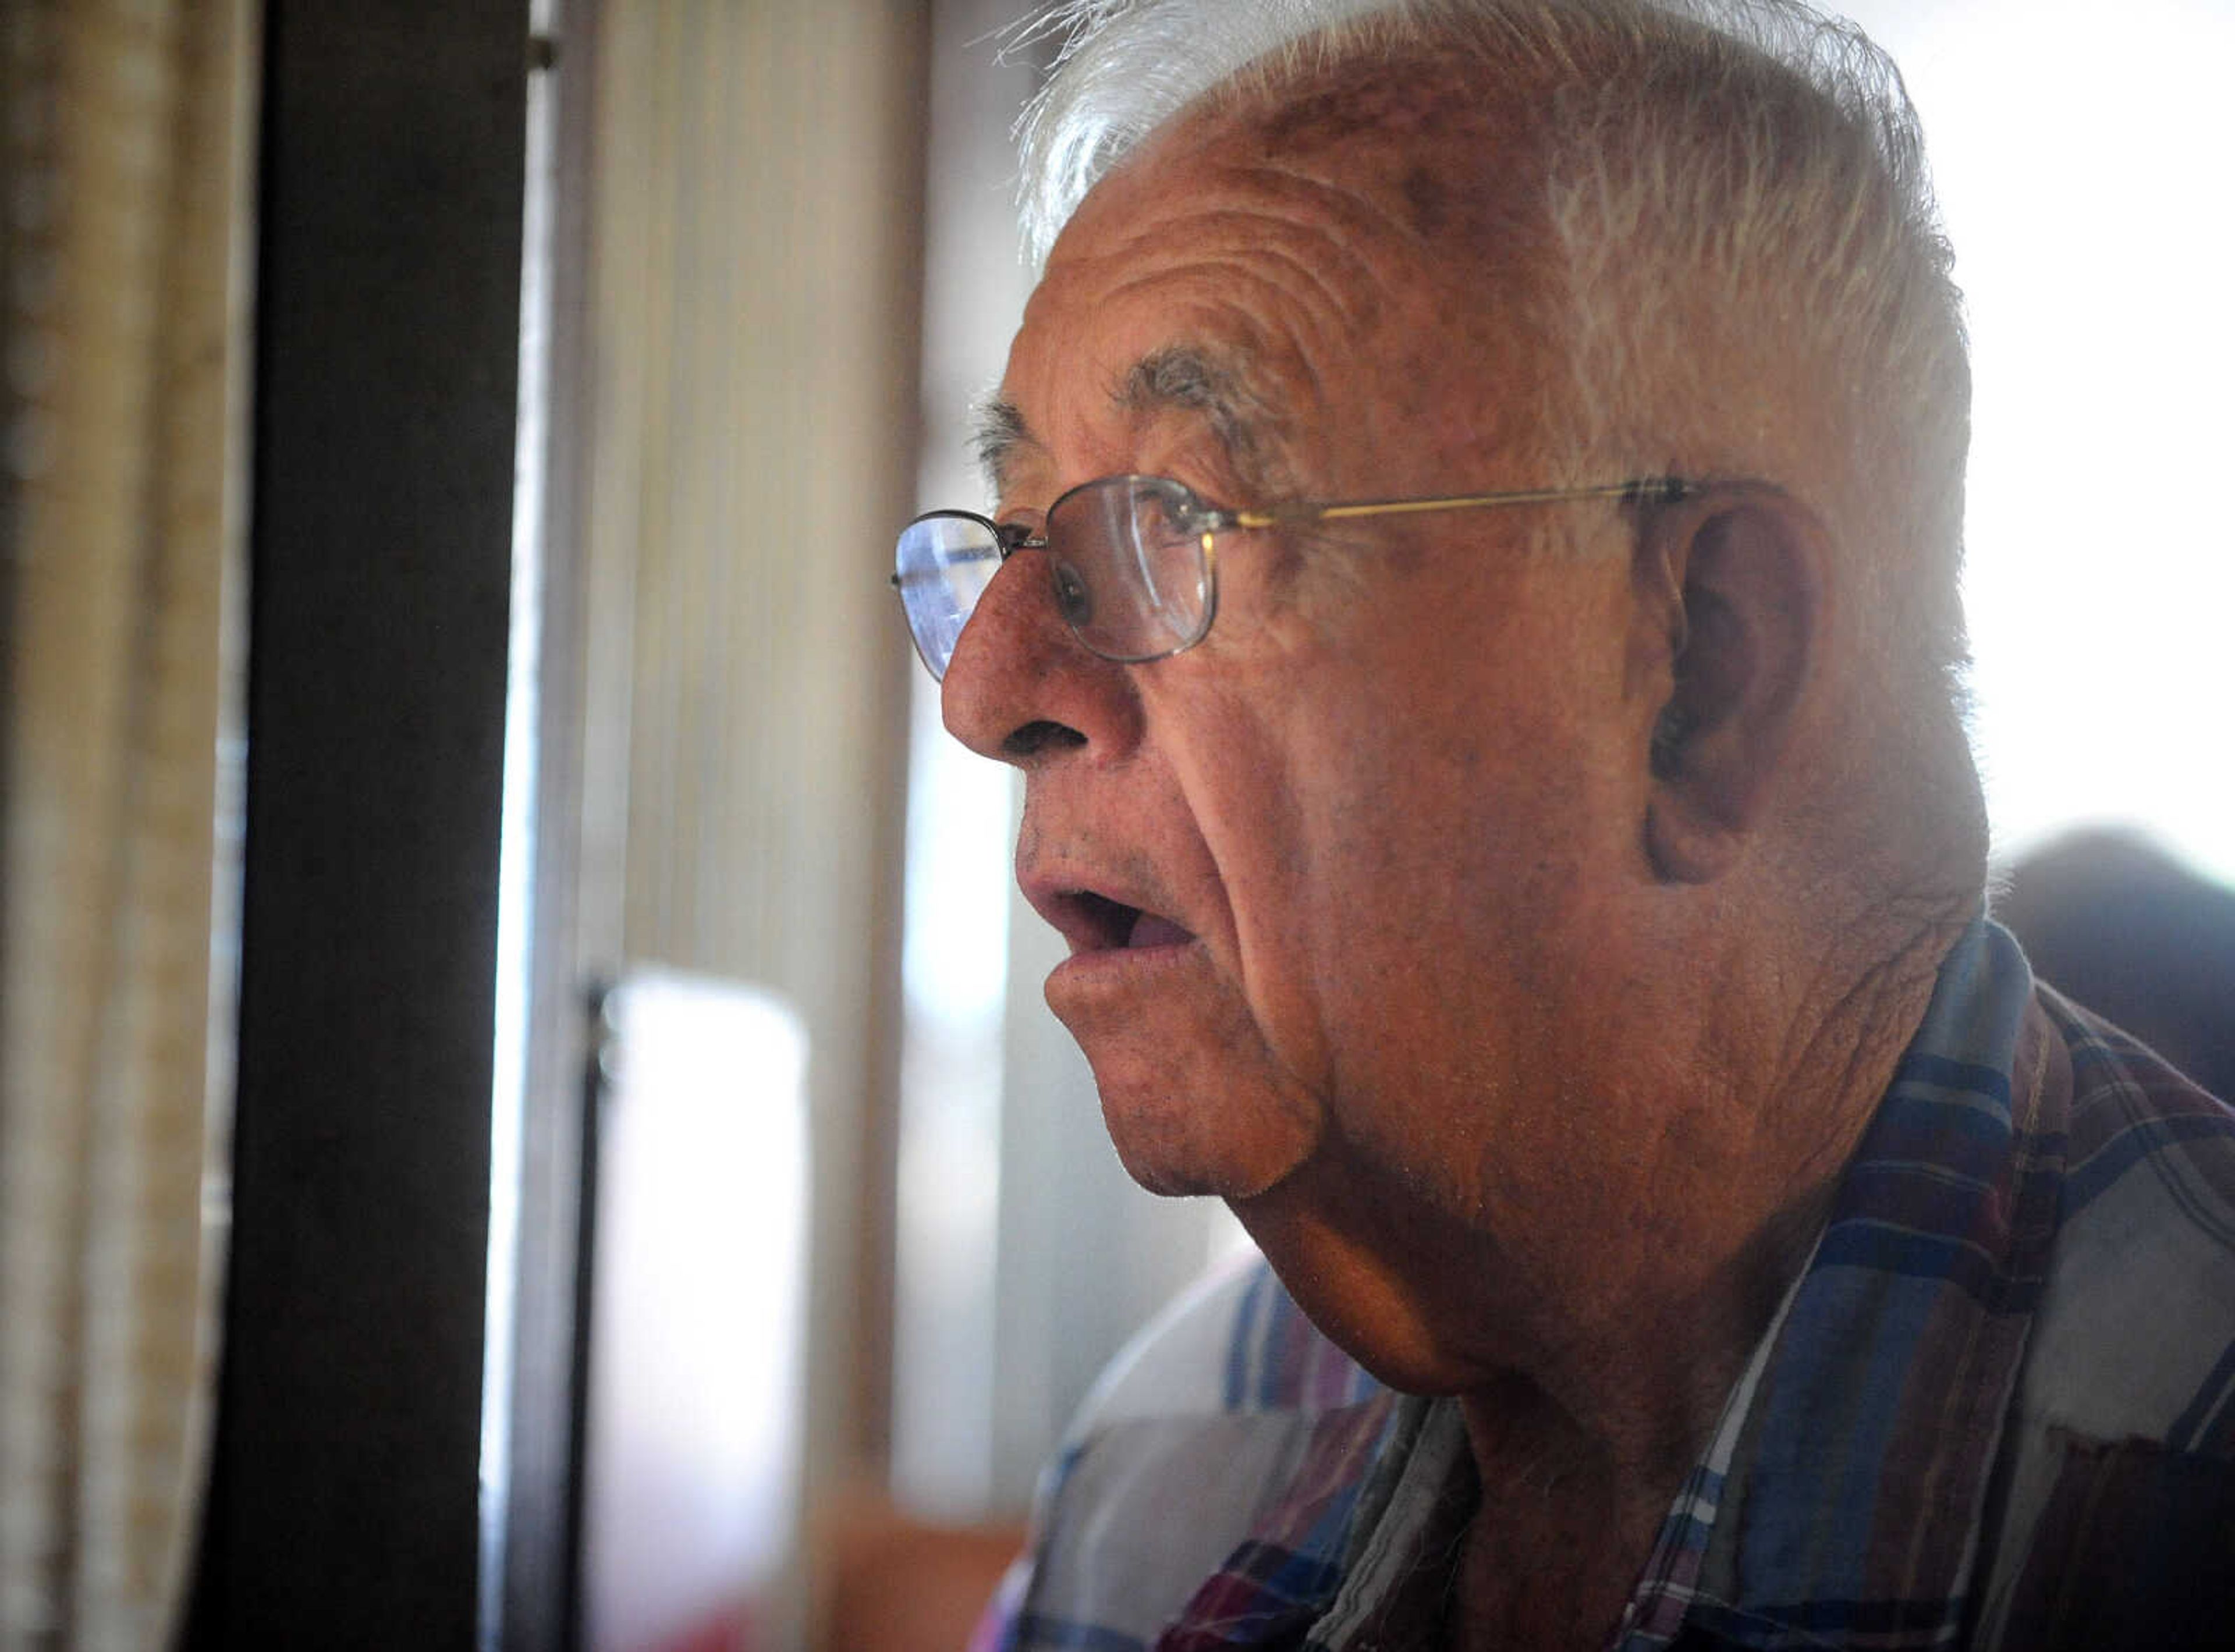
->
[[1402, 165, 1449, 237]]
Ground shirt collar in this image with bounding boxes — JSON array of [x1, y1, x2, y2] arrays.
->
[[1652, 918, 2056, 1647]]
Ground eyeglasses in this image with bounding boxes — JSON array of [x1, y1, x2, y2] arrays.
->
[[892, 472, 1697, 681]]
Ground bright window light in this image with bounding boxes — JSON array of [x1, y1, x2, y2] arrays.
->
[[1851, 0, 2235, 883]]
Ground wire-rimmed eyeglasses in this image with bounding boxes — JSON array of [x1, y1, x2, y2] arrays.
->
[[892, 472, 1698, 681]]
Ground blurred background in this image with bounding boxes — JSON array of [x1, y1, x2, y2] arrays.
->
[[0, 1, 2226, 1649]]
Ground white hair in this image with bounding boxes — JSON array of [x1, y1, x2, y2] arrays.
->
[[1003, 0, 1985, 876], [1007, 0, 1407, 261]]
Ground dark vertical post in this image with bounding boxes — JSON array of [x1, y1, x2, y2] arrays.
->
[[186, 2, 527, 1644]]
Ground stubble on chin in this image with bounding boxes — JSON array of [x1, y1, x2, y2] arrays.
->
[[1057, 972, 1323, 1200]]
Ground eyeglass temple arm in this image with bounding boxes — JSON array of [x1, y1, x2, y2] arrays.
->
[[887, 479, 1701, 585], [1225, 477, 1696, 531]]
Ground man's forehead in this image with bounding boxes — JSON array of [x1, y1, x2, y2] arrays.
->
[[981, 51, 1559, 503]]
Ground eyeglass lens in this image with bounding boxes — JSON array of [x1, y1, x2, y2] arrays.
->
[[895, 510, 1003, 678], [895, 477, 1214, 679], [1049, 475, 1210, 664]]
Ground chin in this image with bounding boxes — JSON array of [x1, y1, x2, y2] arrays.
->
[[1053, 975, 1325, 1200], [1091, 1064, 1322, 1203]]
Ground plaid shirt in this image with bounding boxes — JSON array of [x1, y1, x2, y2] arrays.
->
[[974, 920, 2235, 1650]]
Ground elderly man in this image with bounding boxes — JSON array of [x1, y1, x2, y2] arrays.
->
[[891, 1, 2235, 1646]]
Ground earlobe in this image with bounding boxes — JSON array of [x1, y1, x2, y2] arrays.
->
[[1638, 493, 1824, 884]]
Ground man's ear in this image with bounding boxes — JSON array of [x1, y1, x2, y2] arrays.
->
[[1636, 489, 1824, 884]]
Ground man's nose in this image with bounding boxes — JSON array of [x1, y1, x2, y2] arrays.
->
[[941, 552, 1141, 766]]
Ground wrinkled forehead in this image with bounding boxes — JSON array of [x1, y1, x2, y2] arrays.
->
[[997, 48, 1566, 498]]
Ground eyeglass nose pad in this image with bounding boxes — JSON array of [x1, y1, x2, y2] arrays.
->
[[1050, 556, 1094, 629]]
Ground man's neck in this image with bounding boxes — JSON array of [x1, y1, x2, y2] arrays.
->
[[1432, 916, 1960, 1652], [1441, 1452, 1668, 1652], [1439, 1278, 1770, 1652]]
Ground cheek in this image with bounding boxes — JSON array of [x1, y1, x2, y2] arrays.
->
[[1230, 534, 1382, 665], [1196, 733, 1466, 1102], [1147, 586, 1626, 1077], [1152, 693, 1335, 1060], [1278, 676, 1609, 1046]]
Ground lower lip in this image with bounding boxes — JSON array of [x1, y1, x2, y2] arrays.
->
[[1047, 936, 1202, 994]]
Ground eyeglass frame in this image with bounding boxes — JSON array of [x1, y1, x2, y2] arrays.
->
[[892, 471, 1701, 681]]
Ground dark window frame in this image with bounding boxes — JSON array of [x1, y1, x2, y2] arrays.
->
[[185, 4, 529, 1644]]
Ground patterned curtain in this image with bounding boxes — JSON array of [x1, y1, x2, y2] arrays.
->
[[0, 1, 258, 1645]]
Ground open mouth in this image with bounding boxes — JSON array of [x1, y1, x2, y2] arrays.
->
[[1067, 890, 1195, 953]]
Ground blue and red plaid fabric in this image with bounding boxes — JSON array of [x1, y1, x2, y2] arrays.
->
[[974, 921, 2235, 1650]]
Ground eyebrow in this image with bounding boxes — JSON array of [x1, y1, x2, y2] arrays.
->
[[968, 343, 1287, 503], [970, 393, 1031, 499], [1118, 344, 1281, 489]]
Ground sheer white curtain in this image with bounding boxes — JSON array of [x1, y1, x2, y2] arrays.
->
[[572, 0, 923, 1630], [0, 1, 258, 1644]]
